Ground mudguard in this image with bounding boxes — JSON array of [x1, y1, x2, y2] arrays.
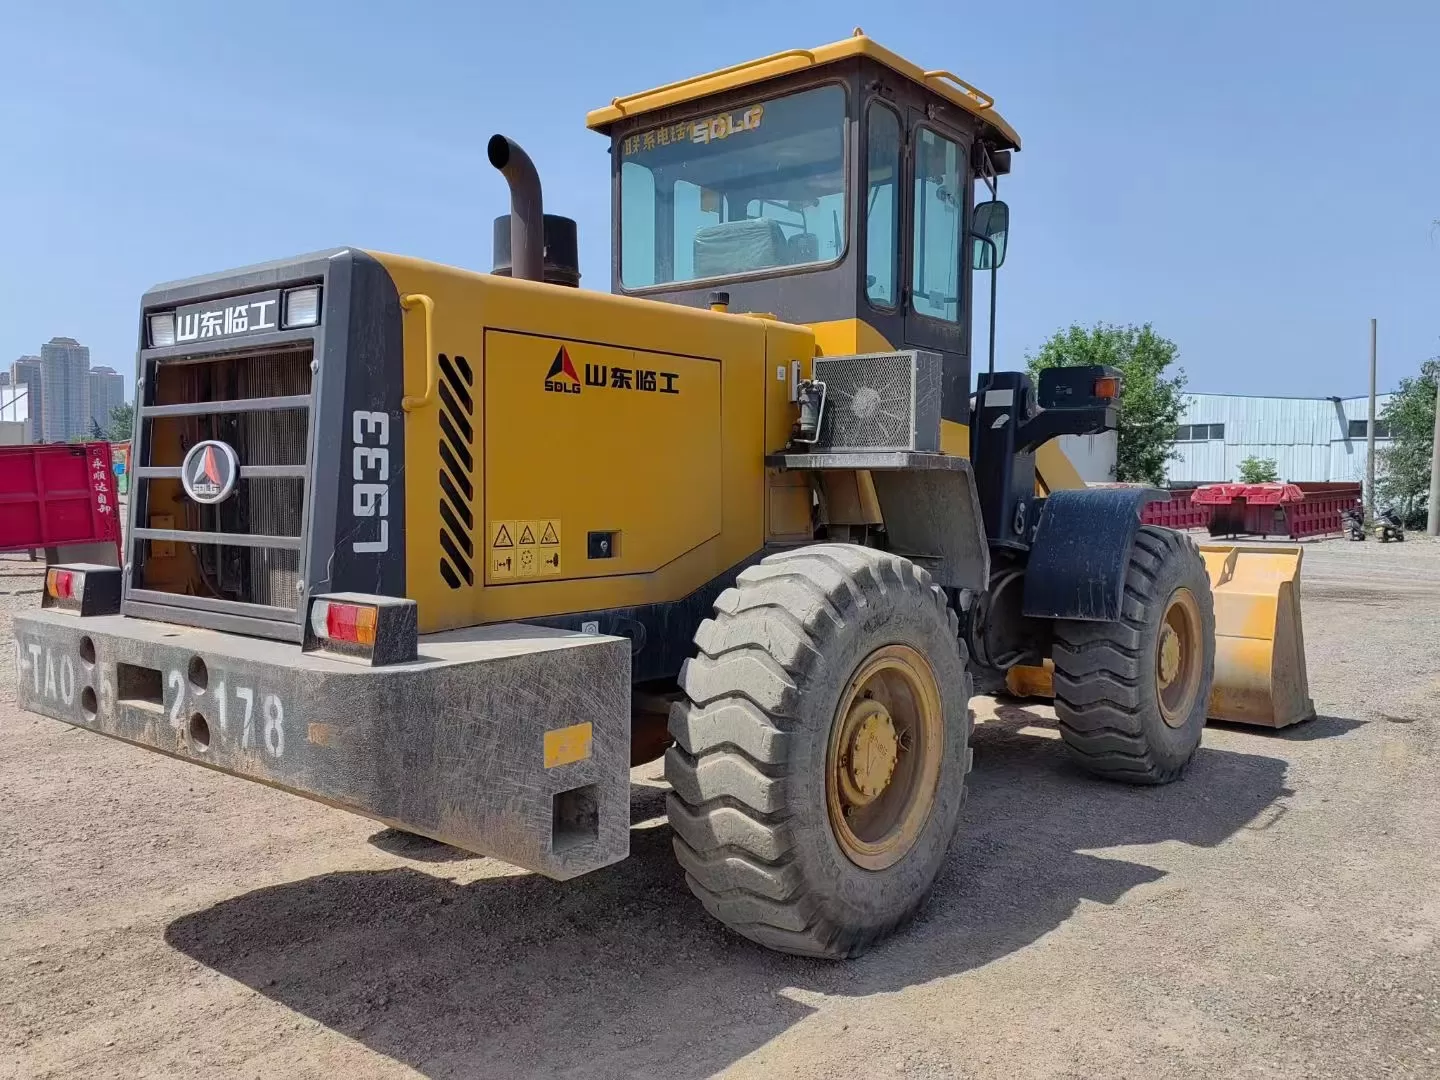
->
[[1021, 486, 1167, 621]]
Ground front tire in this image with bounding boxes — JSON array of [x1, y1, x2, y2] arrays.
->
[[1051, 526, 1214, 785], [665, 545, 972, 959]]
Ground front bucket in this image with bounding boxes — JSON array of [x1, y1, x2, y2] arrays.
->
[[1005, 659, 1054, 698], [1199, 544, 1316, 728]]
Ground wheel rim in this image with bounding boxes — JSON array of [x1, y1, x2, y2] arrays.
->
[[826, 644, 944, 871], [1156, 587, 1203, 728]]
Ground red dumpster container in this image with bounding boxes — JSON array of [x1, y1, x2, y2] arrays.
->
[[0, 443, 122, 564], [1140, 488, 1210, 530], [1283, 482, 1363, 539], [1193, 483, 1250, 537], [1193, 482, 1361, 540]]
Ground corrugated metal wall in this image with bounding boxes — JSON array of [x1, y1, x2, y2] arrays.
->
[[1165, 393, 1392, 484]]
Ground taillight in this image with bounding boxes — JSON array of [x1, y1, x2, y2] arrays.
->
[[40, 564, 121, 616], [46, 568, 80, 600], [303, 593, 414, 666], [311, 599, 378, 646]]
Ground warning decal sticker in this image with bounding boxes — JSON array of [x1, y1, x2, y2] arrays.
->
[[491, 549, 514, 579], [538, 519, 561, 576], [489, 519, 561, 581]]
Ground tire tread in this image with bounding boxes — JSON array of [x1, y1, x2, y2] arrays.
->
[[1051, 526, 1211, 785], [666, 544, 967, 958]]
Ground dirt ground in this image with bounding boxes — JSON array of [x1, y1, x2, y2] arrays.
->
[[2, 537, 1438, 1080]]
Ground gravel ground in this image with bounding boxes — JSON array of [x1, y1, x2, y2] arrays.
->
[[1, 537, 1438, 1079]]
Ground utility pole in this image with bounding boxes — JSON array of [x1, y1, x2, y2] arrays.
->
[[1428, 368, 1440, 536], [1366, 318, 1377, 520]]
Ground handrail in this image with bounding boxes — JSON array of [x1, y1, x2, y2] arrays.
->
[[609, 49, 816, 114], [400, 293, 437, 412], [140, 394, 311, 418], [132, 527, 302, 551], [922, 70, 994, 111]]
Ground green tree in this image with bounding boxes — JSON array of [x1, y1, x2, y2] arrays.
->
[[1026, 322, 1187, 485], [105, 401, 134, 442], [1238, 456, 1279, 483], [1376, 356, 1437, 527]]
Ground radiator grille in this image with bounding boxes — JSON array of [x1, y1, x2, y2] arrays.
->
[[812, 351, 942, 453], [437, 353, 475, 590], [130, 343, 314, 628], [239, 356, 309, 606]]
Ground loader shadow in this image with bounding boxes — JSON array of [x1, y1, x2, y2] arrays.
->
[[165, 704, 1293, 1080], [366, 827, 475, 863], [1206, 714, 1367, 742]]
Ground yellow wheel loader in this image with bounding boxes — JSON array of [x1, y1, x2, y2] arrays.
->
[[13, 32, 1312, 958]]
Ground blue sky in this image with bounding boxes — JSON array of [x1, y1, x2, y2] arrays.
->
[[2, 0, 1436, 398]]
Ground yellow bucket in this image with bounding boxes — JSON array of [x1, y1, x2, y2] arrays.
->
[[1200, 544, 1315, 728]]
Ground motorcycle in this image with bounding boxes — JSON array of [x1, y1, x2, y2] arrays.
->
[[1341, 506, 1367, 541], [1376, 506, 1406, 543]]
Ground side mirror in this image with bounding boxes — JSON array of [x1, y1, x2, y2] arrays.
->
[[970, 200, 1009, 270]]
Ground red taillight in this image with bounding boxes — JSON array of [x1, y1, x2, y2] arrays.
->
[[46, 569, 77, 600], [39, 564, 120, 617], [304, 593, 416, 666], [311, 600, 378, 646]]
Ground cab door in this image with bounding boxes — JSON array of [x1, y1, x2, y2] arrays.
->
[[901, 112, 971, 361]]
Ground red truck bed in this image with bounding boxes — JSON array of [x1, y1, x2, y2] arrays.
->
[[0, 443, 122, 564]]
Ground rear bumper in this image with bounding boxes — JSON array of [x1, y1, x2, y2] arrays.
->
[[13, 610, 631, 879]]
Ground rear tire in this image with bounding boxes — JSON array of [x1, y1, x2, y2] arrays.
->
[[665, 544, 972, 959], [1051, 526, 1214, 785]]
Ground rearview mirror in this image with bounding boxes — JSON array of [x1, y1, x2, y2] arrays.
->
[[971, 200, 1009, 270]]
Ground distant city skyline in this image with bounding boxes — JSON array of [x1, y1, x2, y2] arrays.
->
[[8, 355, 44, 443], [39, 337, 91, 442], [89, 364, 125, 432], [6, 338, 128, 443]]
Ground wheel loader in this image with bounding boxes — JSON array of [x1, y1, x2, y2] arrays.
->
[[12, 32, 1314, 958]]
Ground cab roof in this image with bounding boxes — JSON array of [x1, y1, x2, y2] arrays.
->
[[585, 32, 1020, 151]]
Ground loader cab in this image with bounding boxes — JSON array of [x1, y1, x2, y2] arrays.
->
[[587, 33, 1020, 425]]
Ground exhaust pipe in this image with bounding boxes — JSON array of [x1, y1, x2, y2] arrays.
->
[[486, 134, 544, 283]]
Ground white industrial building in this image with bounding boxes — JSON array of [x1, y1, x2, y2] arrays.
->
[[0, 383, 30, 445], [1164, 393, 1394, 486]]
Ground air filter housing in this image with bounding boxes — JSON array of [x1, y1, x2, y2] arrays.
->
[[812, 350, 942, 452]]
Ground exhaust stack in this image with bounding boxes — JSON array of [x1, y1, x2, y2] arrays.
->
[[487, 134, 544, 282]]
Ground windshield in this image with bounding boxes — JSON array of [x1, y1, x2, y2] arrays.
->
[[619, 84, 846, 289]]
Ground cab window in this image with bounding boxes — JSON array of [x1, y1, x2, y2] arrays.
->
[[911, 128, 964, 322], [864, 102, 901, 308], [619, 84, 847, 288]]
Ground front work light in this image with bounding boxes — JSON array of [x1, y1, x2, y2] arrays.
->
[[282, 286, 321, 329], [149, 313, 176, 348]]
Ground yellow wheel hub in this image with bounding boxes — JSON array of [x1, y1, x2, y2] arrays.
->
[[1156, 587, 1203, 728], [1158, 625, 1182, 685], [826, 645, 944, 871], [838, 700, 900, 804]]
